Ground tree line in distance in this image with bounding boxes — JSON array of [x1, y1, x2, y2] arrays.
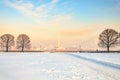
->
[[0, 29, 120, 52]]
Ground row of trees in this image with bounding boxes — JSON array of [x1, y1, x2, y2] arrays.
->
[[0, 34, 31, 52], [0, 29, 119, 52], [98, 29, 120, 52]]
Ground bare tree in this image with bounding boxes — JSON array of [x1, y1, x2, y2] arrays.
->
[[98, 29, 118, 52], [0, 38, 3, 50], [0, 34, 15, 52], [16, 34, 31, 52], [118, 33, 120, 43], [118, 33, 120, 45]]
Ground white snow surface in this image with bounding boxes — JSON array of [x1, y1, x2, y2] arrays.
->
[[0, 52, 120, 80]]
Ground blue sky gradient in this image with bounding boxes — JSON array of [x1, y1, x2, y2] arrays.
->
[[0, 0, 120, 23], [0, 0, 120, 50]]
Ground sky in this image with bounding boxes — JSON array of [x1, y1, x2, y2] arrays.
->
[[0, 0, 120, 50]]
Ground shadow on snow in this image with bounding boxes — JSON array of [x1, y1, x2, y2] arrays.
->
[[68, 54, 120, 70]]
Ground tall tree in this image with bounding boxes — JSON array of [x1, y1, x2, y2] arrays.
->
[[16, 34, 31, 52], [98, 29, 118, 52], [0, 34, 15, 52], [118, 33, 120, 43], [0, 38, 3, 50], [118, 33, 120, 45]]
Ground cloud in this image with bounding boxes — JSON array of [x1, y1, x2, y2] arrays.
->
[[5, 0, 59, 18], [116, 1, 120, 11], [58, 28, 95, 37], [52, 0, 59, 4], [48, 15, 73, 26], [110, 0, 120, 11], [5, 0, 74, 25]]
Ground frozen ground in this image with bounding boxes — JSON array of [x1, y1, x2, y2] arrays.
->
[[0, 52, 120, 80]]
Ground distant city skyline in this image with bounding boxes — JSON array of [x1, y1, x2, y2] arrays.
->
[[0, 0, 120, 50]]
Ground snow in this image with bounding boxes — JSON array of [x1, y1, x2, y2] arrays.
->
[[74, 53, 120, 65], [0, 52, 120, 80]]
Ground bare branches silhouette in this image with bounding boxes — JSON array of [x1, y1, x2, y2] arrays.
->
[[16, 34, 31, 52], [98, 29, 119, 52], [0, 34, 15, 52]]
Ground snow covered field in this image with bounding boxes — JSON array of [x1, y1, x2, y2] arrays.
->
[[0, 52, 120, 80]]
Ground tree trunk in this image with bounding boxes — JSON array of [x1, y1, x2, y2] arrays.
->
[[107, 46, 109, 52], [6, 41, 9, 52], [21, 46, 24, 52], [6, 46, 8, 52]]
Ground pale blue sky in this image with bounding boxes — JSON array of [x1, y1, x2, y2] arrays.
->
[[0, 0, 120, 23]]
